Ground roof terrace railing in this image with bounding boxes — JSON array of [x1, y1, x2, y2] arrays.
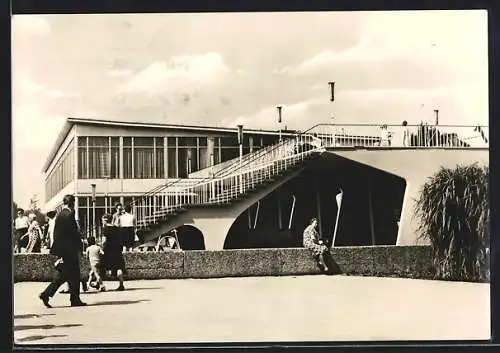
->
[[303, 124, 489, 149]]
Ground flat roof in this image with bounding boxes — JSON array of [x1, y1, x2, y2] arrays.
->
[[42, 117, 296, 173]]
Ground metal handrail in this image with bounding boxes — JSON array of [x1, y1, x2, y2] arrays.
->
[[301, 123, 489, 149], [134, 132, 324, 230]]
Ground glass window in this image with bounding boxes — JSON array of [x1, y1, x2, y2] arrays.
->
[[88, 139, 109, 178], [178, 137, 197, 147], [123, 137, 133, 178], [110, 137, 119, 178], [134, 137, 154, 179], [45, 139, 75, 201], [155, 138, 165, 178], [77, 137, 120, 179], [167, 147, 177, 178]]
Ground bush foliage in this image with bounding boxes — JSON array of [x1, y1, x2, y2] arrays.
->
[[415, 164, 489, 282]]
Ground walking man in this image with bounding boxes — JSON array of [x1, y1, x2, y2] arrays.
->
[[39, 195, 87, 307]]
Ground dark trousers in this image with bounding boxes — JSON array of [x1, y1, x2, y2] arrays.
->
[[41, 255, 81, 304], [15, 228, 28, 250]]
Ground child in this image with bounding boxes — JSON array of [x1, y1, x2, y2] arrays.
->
[[85, 236, 105, 292]]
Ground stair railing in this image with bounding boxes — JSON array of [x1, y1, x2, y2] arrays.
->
[[139, 133, 324, 228]]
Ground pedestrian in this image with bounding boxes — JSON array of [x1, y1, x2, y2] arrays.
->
[[402, 120, 410, 147], [14, 209, 30, 253], [39, 195, 87, 308], [112, 202, 123, 228], [85, 236, 105, 292], [102, 214, 126, 291], [380, 124, 392, 147], [24, 213, 42, 253], [46, 210, 57, 249], [120, 203, 137, 252], [302, 218, 330, 273]]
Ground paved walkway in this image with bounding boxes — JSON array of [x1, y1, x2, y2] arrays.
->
[[14, 275, 490, 345]]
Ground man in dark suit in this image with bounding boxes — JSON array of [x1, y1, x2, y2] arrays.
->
[[39, 194, 87, 307]]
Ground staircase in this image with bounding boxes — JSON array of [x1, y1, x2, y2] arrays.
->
[[132, 132, 325, 240]]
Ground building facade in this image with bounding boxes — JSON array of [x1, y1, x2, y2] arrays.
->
[[43, 118, 291, 236]]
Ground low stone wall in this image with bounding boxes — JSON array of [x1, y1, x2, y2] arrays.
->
[[14, 246, 434, 282]]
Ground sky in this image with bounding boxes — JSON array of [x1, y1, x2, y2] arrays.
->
[[11, 10, 488, 209]]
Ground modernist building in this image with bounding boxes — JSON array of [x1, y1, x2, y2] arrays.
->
[[43, 118, 299, 235], [43, 118, 488, 250]]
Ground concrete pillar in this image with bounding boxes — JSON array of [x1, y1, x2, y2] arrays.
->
[[175, 137, 179, 178], [277, 190, 282, 229], [73, 136, 79, 220], [315, 178, 323, 238], [74, 196, 79, 222], [207, 137, 215, 167], [196, 218, 235, 250], [368, 179, 376, 246], [164, 137, 168, 180]]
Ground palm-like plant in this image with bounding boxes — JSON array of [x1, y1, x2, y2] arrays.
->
[[415, 164, 489, 282]]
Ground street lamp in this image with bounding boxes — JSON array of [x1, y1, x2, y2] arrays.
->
[[91, 183, 96, 239], [277, 106, 283, 142]]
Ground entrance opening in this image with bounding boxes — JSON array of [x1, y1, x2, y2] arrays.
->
[[174, 225, 205, 250], [224, 152, 406, 249]]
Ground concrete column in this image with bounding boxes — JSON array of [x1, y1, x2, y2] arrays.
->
[[175, 137, 179, 178], [119, 136, 124, 179], [277, 190, 282, 229], [153, 137, 157, 178], [74, 196, 79, 222], [193, 217, 235, 250], [315, 179, 323, 238], [164, 137, 168, 180], [368, 179, 376, 245], [73, 135, 78, 216], [207, 137, 215, 167]]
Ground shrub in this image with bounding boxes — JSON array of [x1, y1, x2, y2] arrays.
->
[[414, 164, 489, 282]]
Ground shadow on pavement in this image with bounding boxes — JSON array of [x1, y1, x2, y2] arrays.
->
[[14, 323, 82, 332], [117, 287, 165, 292], [82, 287, 164, 295], [16, 334, 68, 343], [90, 299, 151, 306], [14, 313, 56, 320]]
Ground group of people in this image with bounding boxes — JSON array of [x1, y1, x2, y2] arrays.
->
[[37, 195, 137, 308], [14, 209, 56, 253]]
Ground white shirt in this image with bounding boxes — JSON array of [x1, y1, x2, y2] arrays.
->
[[120, 212, 135, 227], [86, 244, 103, 266], [15, 216, 29, 230], [48, 218, 56, 247]]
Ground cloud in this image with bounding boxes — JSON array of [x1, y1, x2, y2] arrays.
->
[[108, 68, 134, 77], [13, 71, 78, 101], [120, 52, 230, 96], [277, 10, 487, 77], [223, 97, 324, 131], [337, 84, 488, 126], [13, 15, 51, 36], [12, 105, 66, 151]]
